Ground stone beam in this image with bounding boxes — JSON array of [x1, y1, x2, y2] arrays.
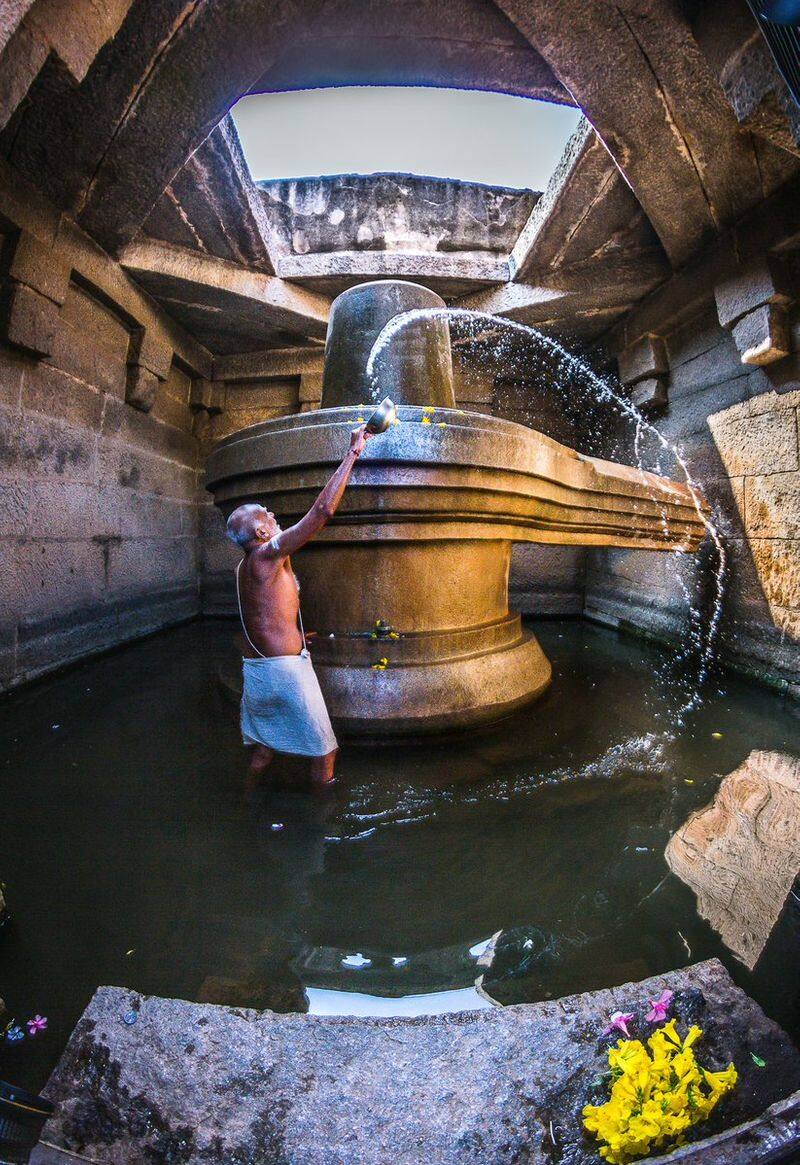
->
[[0, 0, 133, 130], [492, 0, 763, 268], [251, 0, 572, 103], [510, 119, 662, 282], [457, 255, 670, 328], [4, 0, 326, 254], [213, 347, 325, 383], [276, 251, 510, 287], [144, 116, 280, 273], [603, 172, 800, 355], [119, 239, 331, 341], [0, 157, 212, 377]]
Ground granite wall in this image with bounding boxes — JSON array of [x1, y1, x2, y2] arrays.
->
[[0, 164, 211, 691], [587, 261, 800, 696]]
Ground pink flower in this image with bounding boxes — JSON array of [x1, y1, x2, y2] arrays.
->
[[26, 1015, 47, 1036], [646, 990, 675, 1024], [603, 1011, 635, 1038]]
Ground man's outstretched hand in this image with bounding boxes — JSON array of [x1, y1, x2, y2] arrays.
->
[[350, 424, 371, 457]]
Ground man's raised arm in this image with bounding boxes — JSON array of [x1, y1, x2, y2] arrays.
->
[[265, 425, 370, 557]]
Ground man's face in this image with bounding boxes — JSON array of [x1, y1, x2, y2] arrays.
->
[[256, 507, 281, 540]]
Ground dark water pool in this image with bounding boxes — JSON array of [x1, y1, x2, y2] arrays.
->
[[1, 617, 799, 1092]]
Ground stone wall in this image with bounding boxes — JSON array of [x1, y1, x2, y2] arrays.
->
[[586, 294, 800, 695], [0, 162, 212, 691]]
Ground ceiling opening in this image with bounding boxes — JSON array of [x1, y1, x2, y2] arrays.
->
[[231, 86, 581, 190]]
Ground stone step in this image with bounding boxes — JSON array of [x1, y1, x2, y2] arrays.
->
[[31, 959, 800, 1164]]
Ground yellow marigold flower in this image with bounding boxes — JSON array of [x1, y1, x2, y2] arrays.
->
[[371, 657, 389, 671], [420, 415, 432, 425], [583, 1023, 737, 1164], [422, 405, 436, 413]]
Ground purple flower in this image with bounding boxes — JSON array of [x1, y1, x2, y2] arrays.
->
[[26, 1015, 47, 1036], [646, 990, 675, 1024], [603, 1011, 635, 1038]]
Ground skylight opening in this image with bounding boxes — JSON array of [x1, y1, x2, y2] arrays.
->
[[231, 86, 581, 191]]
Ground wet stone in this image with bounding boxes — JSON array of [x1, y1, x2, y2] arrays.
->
[[39, 960, 800, 1164]]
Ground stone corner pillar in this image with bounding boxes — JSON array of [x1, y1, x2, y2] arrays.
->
[[0, 229, 70, 358], [617, 332, 669, 416], [714, 256, 795, 367], [126, 326, 173, 412]]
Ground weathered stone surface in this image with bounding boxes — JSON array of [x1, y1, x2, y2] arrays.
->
[[260, 173, 536, 262], [618, 334, 669, 386], [714, 256, 794, 331], [494, 0, 762, 267], [143, 115, 278, 273], [666, 750, 800, 971], [708, 401, 798, 477], [731, 303, 791, 367], [745, 470, 800, 539], [39, 961, 800, 1165], [630, 376, 668, 416], [0, 280, 60, 356]]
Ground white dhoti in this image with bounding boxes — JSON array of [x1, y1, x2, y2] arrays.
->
[[240, 651, 338, 757]]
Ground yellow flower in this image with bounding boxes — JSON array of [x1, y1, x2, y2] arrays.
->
[[583, 1023, 737, 1164], [372, 657, 389, 671], [420, 416, 432, 425], [422, 405, 436, 413], [437, 422, 447, 427]]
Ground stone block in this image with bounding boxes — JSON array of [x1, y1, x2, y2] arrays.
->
[[745, 471, 800, 539], [60, 284, 130, 363], [0, 281, 60, 357], [0, 404, 97, 484], [708, 404, 798, 477], [299, 370, 323, 403], [23, 362, 103, 429], [667, 333, 745, 401], [731, 303, 791, 366], [47, 316, 128, 397], [715, 256, 794, 331], [99, 441, 196, 499], [40, 961, 800, 1165], [118, 492, 185, 539], [0, 480, 28, 536], [125, 364, 158, 412], [102, 394, 197, 465], [630, 376, 668, 416], [10, 538, 107, 619], [0, 341, 28, 408], [617, 333, 668, 385], [151, 387, 192, 433], [106, 535, 197, 595], [189, 379, 224, 414], [128, 327, 172, 380], [7, 231, 71, 304], [24, 481, 102, 540], [750, 537, 800, 611]]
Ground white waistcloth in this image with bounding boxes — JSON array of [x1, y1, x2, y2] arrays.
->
[[241, 653, 338, 757]]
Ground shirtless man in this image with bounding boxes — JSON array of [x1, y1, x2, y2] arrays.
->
[[225, 424, 371, 789]]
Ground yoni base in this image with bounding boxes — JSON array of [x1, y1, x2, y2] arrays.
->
[[314, 630, 551, 737], [218, 631, 552, 739]]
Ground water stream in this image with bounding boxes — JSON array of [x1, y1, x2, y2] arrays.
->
[[366, 307, 727, 728]]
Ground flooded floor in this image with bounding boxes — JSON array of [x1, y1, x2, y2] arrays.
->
[[1, 617, 799, 1093]]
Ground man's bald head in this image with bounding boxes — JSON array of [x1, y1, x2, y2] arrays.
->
[[226, 503, 279, 547]]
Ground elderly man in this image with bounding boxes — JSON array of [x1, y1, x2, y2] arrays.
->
[[226, 424, 371, 789]]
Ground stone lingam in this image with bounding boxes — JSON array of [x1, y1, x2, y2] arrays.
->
[[206, 281, 708, 737]]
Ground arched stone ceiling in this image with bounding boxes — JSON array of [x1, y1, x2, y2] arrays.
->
[[1, 0, 799, 360]]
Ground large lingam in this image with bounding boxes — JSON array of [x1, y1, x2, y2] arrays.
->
[[206, 281, 707, 737]]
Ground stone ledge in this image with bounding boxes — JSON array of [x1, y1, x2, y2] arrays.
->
[[37, 960, 800, 1164]]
